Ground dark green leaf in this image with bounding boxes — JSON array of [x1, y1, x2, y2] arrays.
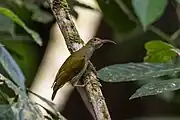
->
[[132, 0, 167, 29], [0, 73, 26, 97], [0, 74, 44, 119], [24, 2, 39, 11], [0, 35, 31, 41], [98, 63, 180, 82], [0, 104, 15, 120], [0, 14, 14, 37], [32, 10, 53, 23], [130, 79, 180, 99], [2, 0, 23, 6], [0, 74, 17, 104], [11, 98, 44, 120], [0, 45, 25, 90], [28, 89, 59, 117], [176, 0, 180, 4], [0, 7, 42, 46], [28, 89, 66, 119], [0, 89, 12, 104], [144, 40, 176, 62], [24, 2, 53, 23], [1, 40, 41, 87]]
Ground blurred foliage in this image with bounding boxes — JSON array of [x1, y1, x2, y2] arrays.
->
[[98, 63, 180, 83], [0, 0, 46, 87], [0, 0, 54, 119], [0, 73, 65, 120], [0, 40, 40, 87], [0, 7, 42, 45], [0, 0, 180, 119], [130, 78, 180, 99], [97, 0, 136, 33], [132, 0, 168, 29], [144, 40, 177, 62], [0, 74, 44, 120], [0, 44, 25, 90], [97, 0, 180, 101]]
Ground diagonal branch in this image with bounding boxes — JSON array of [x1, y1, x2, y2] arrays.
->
[[48, 0, 84, 53], [48, 0, 111, 119]]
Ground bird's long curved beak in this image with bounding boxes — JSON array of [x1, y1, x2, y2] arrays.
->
[[102, 39, 116, 44]]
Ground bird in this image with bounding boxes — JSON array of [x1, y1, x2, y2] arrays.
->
[[51, 37, 115, 100]]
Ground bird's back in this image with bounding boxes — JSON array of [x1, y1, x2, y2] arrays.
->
[[51, 51, 85, 100]]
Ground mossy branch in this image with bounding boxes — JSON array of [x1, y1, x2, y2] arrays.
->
[[48, 0, 111, 119]]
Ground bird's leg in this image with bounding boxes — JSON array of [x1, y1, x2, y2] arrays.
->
[[70, 70, 85, 87], [71, 62, 98, 87], [73, 78, 91, 87], [70, 72, 90, 87], [70, 75, 88, 87], [88, 61, 97, 75], [73, 82, 87, 87], [88, 62, 102, 81]]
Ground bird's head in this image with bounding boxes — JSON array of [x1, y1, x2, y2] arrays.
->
[[87, 37, 116, 49]]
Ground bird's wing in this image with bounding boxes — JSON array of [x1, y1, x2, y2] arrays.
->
[[52, 55, 85, 88]]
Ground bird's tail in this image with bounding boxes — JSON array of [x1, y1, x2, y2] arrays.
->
[[51, 83, 64, 100], [52, 83, 60, 100], [51, 89, 58, 100]]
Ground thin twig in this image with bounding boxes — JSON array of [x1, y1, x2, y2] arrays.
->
[[171, 0, 180, 42], [171, 29, 180, 41], [48, 0, 111, 120], [148, 26, 174, 45], [115, 0, 174, 45]]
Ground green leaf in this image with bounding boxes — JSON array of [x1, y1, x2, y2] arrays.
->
[[0, 74, 44, 120], [24, 2, 53, 23], [0, 7, 42, 46], [98, 63, 180, 82], [0, 73, 26, 97], [1, 0, 23, 6], [0, 35, 31, 41], [132, 0, 167, 29], [1, 40, 41, 87], [28, 89, 59, 117], [0, 104, 16, 120], [0, 45, 25, 90], [32, 10, 53, 24], [28, 90, 66, 119], [0, 89, 12, 104], [11, 98, 44, 120], [0, 14, 14, 37], [24, 2, 39, 11], [130, 79, 180, 99], [171, 48, 180, 56], [176, 0, 180, 4], [144, 40, 177, 62]]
